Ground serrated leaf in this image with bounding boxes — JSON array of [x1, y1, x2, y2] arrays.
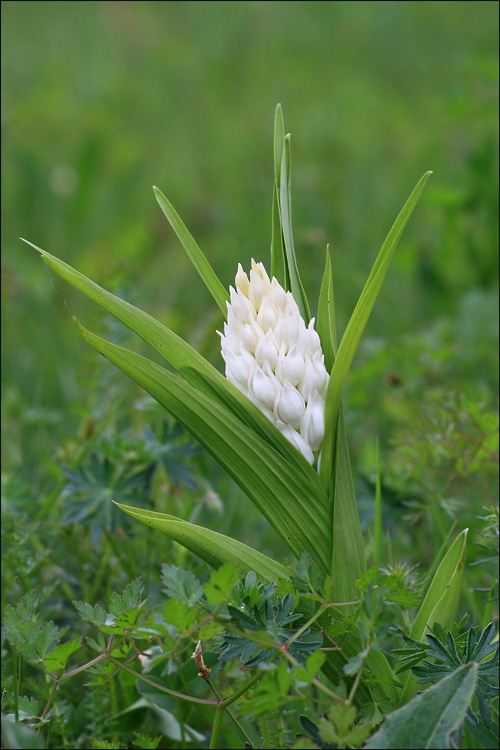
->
[[204, 563, 240, 605], [161, 564, 204, 606], [42, 638, 82, 672], [109, 578, 144, 617], [73, 601, 107, 627]]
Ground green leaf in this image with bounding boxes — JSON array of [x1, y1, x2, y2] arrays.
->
[[366, 663, 478, 749], [152, 186, 229, 314], [160, 564, 204, 605], [43, 638, 82, 672], [320, 171, 432, 489], [317, 247, 337, 372], [1, 715, 43, 750], [330, 407, 365, 599], [411, 529, 468, 641], [400, 528, 468, 704], [74, 321, 332, 571], [21, 239, 321, 486], [73, 601, 107, 627], [271, 104, 286, 286], [109, 579, 145, 617], [116, 502, 290, 581], [278, 134, 310, 321], [204, 562, 241, 605]]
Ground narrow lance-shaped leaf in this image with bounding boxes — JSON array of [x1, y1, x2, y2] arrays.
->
[[114, 502, 290, 582], [320, 171, 432, 489], [367, 663, 478, 750], [279, 135, 311, 321], [330, 407, 365, 598], [271, 103, 286, 286], [21, 240, 324, 487], [74, 319, 333, 572], [153, 186, 229, 315], [399, 528, 468, 705], [316, 246, 337, 373]]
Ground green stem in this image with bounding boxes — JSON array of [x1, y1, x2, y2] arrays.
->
[[347, 649, 369, 705], [39, 670, 63, 722], [107, 656, 216, 705], [207, 680, 255, 748], [209, 705, 226, 750], [285, 602, 330, 648], [374, 436, 383, 566]]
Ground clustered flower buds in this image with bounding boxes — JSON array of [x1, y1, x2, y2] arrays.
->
[[219, 260, 329, 467]]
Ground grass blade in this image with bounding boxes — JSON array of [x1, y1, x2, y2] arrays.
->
[[316, 246, 337, 373], [320, 171, 432, 490], [279, 135, 311, 321], [114, 503, 290, 581], [399, 528, 468, 704], [153, 186, 229, 314], [271, 104, 286, 286], [330, 407, 365, 598]]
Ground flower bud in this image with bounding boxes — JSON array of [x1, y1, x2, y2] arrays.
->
[[250, 364, 277, 410], [300, 392, 325, 452], [277, 381, 305, 430], [221, 261, 330, 470]]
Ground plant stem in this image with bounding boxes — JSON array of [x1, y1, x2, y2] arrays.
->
[[209, 705, 225, 750], [39, 670, 63, 722], [374, 436, 383, 565], [207, 679, 255, 748], [106, 655, 216, 705], [347, 651, 368, 705]]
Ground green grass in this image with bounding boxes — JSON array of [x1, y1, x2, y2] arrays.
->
[[1, 3, 498, 747]]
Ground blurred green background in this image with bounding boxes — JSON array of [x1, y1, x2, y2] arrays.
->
[[2, 1, 498, 546]]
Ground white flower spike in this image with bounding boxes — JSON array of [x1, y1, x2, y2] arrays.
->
[[220, 260, 329, 467]]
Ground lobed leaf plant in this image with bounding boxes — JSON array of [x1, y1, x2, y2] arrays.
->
[[18, 105, 484, 747]]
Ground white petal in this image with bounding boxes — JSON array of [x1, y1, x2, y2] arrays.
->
[[255, 329, 279, 369], [277, 381, 305, 430], [250, 365, 276, 410], [276, 420, 314, 464], [300, 392, 325, 451], [235, 263, 250, 297], [268, 277, 288, 310], [225, 349, 251, 386], [281, 344, 305, 387], [256, 297, 278, 332]]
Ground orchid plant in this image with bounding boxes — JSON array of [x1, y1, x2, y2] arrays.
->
[[22, 105, 468, 707]]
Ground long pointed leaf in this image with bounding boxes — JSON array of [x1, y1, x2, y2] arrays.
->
[[279, 136, 310, 321], [320, 171, 432, 489], [271, 104, 286, 285], [367, 663, 478, 749], [400, 528, 468, 704], [152, 186, 229, 314], [330, 407, 365, 598], [21, 240, 323, 487], [75, 320, 333, 572], [316, 247, 337, 373], [114, 503, 290, 581]]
